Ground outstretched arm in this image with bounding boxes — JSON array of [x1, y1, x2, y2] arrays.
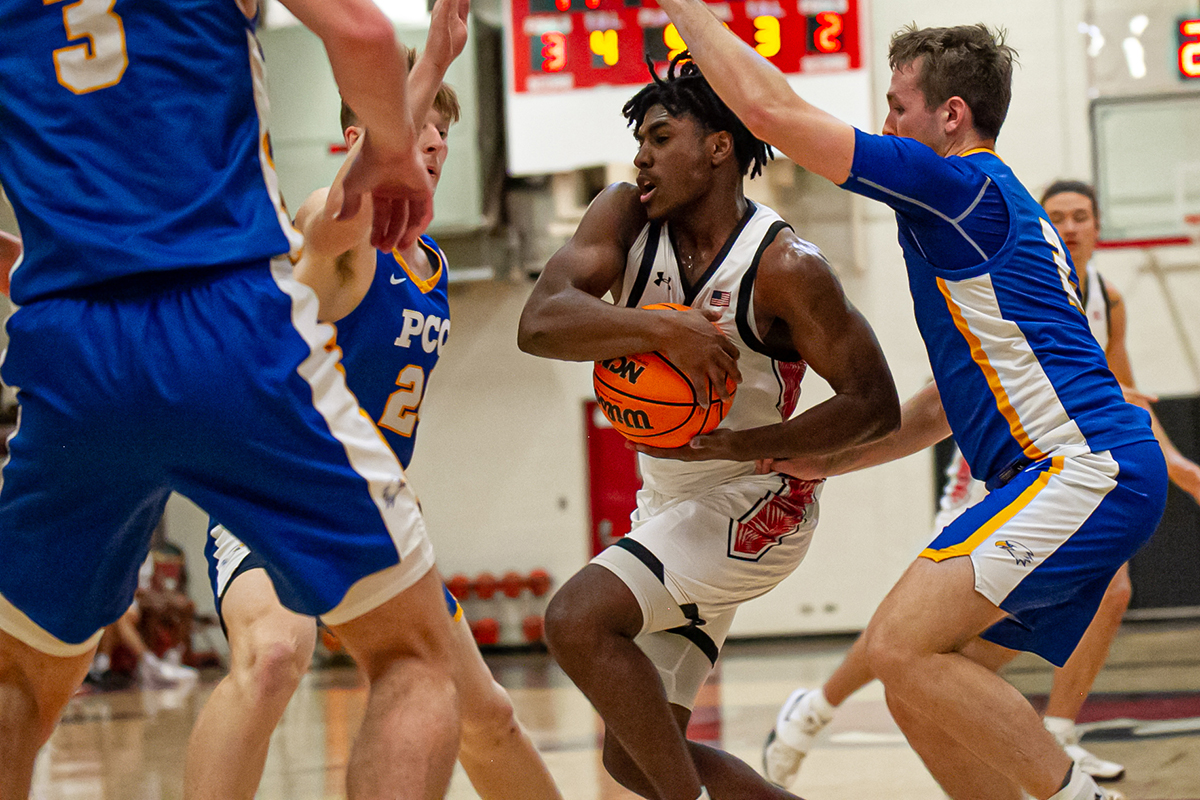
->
[[1104, 285, 1200, 505], [517, 183, 741, 404], [637, 236, 901, 462], [408, 0, 469, 124], [656, 0, 856, 184], [281, 0, 432, 251], [764, 381, 950, 479]]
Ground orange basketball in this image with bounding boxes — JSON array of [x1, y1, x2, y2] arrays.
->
[[592, 303, 736, 448]]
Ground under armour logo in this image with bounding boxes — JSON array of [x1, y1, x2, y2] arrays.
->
[[653, 271, 672, 289]]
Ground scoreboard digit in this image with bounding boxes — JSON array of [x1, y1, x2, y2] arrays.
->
[[511, 0, 861, 93], [1181, 18, 1200, 80], [808, 10, 843, 54], [532, 30, 568, 72]]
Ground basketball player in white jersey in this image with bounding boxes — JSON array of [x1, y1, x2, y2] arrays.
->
[[518, 54, 900, 800], [761, 181, 1200, 789]]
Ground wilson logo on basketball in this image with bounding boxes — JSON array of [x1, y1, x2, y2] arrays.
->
[[596, 396, 652, 430], [590, 304, 736, 448], [599, 356, 646, 385]]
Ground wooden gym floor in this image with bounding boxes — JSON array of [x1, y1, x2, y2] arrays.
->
[[33, 619, 1200, 799]]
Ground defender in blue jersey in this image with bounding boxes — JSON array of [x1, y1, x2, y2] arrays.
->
[[188, 42, 563, 800], [0, 0, 460, 796], [649, 8, 1166, 800]]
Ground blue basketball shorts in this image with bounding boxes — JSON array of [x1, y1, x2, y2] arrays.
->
[[0, 258, 434, 655], [206, 521, 461, 633], [920, 440, 1167, 666]]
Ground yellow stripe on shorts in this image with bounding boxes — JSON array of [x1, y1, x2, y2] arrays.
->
[[921, 457, 1064, 562]]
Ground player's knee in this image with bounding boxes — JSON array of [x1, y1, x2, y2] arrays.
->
[[459, 680, 521, 752], [543, 588, 589, 656], [545, 570, 636, 661], [862, 624, 912, 684], [234, 631, 312, 701]]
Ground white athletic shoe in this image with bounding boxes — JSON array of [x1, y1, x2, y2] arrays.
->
[[761, 688, 834, 787], [137, 652, 200, 690], [1045, 717, 1125, 782], [1065, 743, 1125, 782]]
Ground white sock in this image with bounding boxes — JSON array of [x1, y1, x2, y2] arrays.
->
[[1044, 715, 1077, 744], [810, 687, 836, 719], [90, 652, 110, 676], [696, 787, 711, 800], [1047, 762, 1101, 800]]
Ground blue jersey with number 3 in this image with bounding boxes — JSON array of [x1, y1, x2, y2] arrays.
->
[[842, 131, 1153, 487], [0, 0, 298, 304], [336, 237, 451, 469]]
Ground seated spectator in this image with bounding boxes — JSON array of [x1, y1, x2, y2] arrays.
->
[[86, 525, 201, 690]]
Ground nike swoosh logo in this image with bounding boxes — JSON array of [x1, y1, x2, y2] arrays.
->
[[390, 274, 406, 285]]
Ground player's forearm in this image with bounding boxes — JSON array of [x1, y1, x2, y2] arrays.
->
[[408, 3, 460, 123], [819, 381, 950, 475], [285, 0, 416, 151], [518, 293, 672, 362], [730, 386, 900, 462], [655, 0, 849, 181], [656, 0, 792, 129], [407, 59, 445, 128], [1154, 409, 1200, 497]]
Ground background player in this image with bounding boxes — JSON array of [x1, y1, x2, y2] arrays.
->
[[762, 179, 1200, 788], [518, 55, 900, 800], [651, 9, 1165, 800], [0, 230, 18, 295], [0, 0, 462, 797], [187, 21, 563, 800]]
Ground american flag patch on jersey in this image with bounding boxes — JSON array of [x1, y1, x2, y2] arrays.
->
[[710, 290, 730, 307]]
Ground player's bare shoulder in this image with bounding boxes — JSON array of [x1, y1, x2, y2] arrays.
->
[[534, 181, 649, 300], [756, 229, 844, 312], [581, 181, 649, 246], [748, 227, 858, 359]]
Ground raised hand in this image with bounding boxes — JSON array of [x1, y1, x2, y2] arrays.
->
[[426, 0, 469, 69], [652, 307, 741, 407]]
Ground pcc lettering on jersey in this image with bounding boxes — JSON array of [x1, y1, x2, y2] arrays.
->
[[395, 309, 450, 354]]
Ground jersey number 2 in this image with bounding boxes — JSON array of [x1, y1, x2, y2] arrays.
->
[[48, 0, 127, 94], [378, 365, 425, 438]]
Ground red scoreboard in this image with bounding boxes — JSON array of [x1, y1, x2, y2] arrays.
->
[[510, 0, 862, 94]]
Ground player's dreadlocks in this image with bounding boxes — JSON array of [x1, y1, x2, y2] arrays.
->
[[622, 51, 773, 180]]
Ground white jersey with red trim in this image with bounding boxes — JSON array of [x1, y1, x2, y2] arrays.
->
[[1082, 268, 1110, 352], [937, 266, 1113, 529], [616, 200, 815, 498]]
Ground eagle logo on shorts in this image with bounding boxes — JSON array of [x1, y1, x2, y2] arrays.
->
[[995, 540, 1036, 566]]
